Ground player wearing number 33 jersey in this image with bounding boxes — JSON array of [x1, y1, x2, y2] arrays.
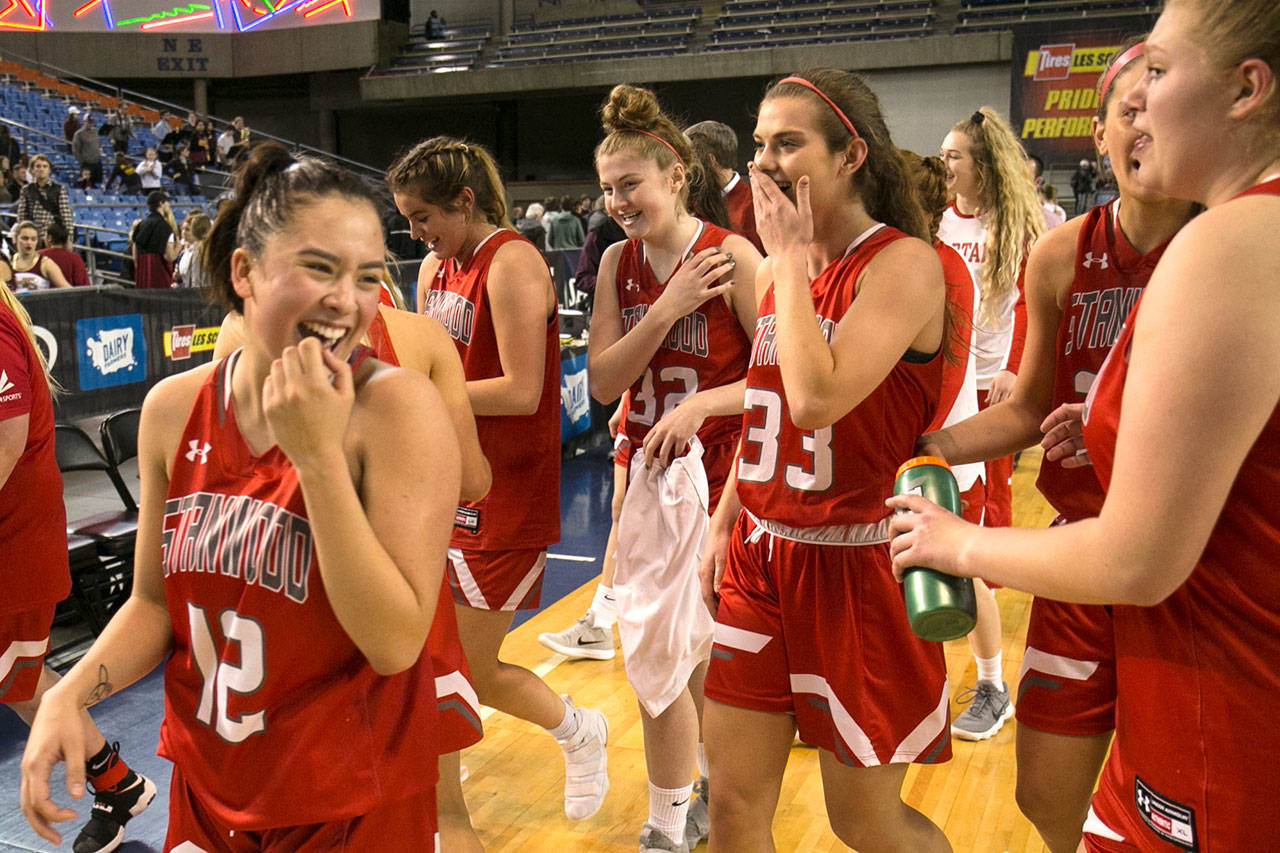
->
[[707, 223, 951, 766], [158, 348, 439, 832]]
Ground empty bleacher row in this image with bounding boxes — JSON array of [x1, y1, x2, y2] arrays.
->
[[707, 0, 935, 52], [379, 0, 1159, 76], [954, 0, 1159, 33]]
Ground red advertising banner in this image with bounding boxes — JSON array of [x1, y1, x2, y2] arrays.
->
[[1010, 16, 1155, 167]]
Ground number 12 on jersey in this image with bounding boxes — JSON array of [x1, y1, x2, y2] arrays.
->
[[737, 387, 833, 491], [188, 603, 267, 744]]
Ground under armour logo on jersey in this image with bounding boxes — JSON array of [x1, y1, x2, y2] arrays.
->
[[185, 440, 211, 464], [625, 278, 640, 292], [1082, 252, 1109, 269], [0, 371, 13, 395]]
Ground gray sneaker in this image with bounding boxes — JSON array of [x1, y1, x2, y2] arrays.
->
[[950, 681, 1013, 741], [684, 777, 709, 848], [640, 822, 689, 853], [538, 612, 615, 660]]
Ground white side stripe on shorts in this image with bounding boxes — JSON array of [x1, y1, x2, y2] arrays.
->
[[1019, 647, 1101, 683], [790, 673, 880, 766], [712, 623, 772, 654], [501, 551, 546, 611], [436, 669, 481, 715], [1082, 806, 1126, 842], [890, 681, 950, 764], [0, 638, 48, 678], [448, 548, 489, 609]]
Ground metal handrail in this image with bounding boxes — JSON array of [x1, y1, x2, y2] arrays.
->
[[0, 48, 385, 180]]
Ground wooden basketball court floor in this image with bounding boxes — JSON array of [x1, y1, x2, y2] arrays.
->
[[0, 446, 1066, 852]]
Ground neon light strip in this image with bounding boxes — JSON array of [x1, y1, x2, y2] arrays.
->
[[0, 0, 47, 30], [140, 9, 212, 28], [16, 0, 33, 14], [212, 0, 222, 28], [301, 0, 345, 17], [231, 0, 305, 31], [73, 0, 101, 16]]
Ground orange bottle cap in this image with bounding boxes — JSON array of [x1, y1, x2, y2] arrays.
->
[[896, 455, 951, 477]]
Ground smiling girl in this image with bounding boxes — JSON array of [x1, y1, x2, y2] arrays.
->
[[21, 143, 460, 850], [588, 83, 761, 852], [700, 69, 951, 851], [388, 138, 612, 829], [889, 1, 1280, 847], [9, 221, 70, 291]]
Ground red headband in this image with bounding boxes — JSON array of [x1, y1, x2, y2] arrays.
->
[[626, 129, 684, 165], [1099, 42, 1146, 106], [778, 75, 861, 140]]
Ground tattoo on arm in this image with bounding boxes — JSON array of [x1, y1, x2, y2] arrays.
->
[[83, 665, 114, 708]]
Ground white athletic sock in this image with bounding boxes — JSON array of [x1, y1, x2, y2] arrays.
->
[[975, 653, 1004, 688], [696, 743, 708, 779], [590, 584, 617, 629], [548, 697, 580, 741], [648, 780, 693, 844]]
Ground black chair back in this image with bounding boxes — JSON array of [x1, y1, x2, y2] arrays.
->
[[54, 423, 138, 512], [101, 407, 141, 468]]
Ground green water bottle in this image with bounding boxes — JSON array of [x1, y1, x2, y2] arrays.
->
[[893, 456, 977, 642]]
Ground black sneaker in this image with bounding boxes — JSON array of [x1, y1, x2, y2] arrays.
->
[[73, 770, 157, 853]]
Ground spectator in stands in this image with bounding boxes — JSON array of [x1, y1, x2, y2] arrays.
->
[[540, 195, 557, 234], [1025, 152, 1065, 228], [188, 119, 213, 166], [74, 168, 95, 191], [9, 221, 71, 290], [0, 126, 21, 167], [426, 8, 446, 37], [107, 108, 133, 155], [225, 117, 250, 165], [516, 201, 547, 248], [16, 155, 73, 235], [547, 195, 585, 249], [104, 152, 142, 195], [130, 190, 178, 288], [63, 106, 80, 148], [573, 195, 592, 231], [39, 222, 89, 287], [137, 147, 163, 191], [169, 144, 197, 195], [151, 112, 172, 141], [173, 212, 211, 289], [72, 114, 103, 185], [586, 194, 609, 232], [5, 161, 25, 203], [684, 119, 763, 253], [571, 207, 624, 298], [0, 157, 11, 205], [178, 111, 198, 145], [1070, 158, 1096, 213], [216, 123, 235, 166]]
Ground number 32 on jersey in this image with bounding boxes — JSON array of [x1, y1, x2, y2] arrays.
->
[[737, 387, 833, 491]]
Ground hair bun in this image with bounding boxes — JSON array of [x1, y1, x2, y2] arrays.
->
[[601, 84, 662, 134]]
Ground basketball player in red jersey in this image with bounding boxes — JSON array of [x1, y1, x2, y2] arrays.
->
[[936, 106, 1046, 742], [22, 143, 460, 850], [388, 137, 612, 825], [699, 69, 951, 851], [589, 83, 761, 852], [916, 40, 1197, 851], [890, 2, 1280, 846], [215, 298, 492, 851], [686, 120, 765, 255], [1, 285, 156, 853]]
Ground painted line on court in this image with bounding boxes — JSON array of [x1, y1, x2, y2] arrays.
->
[[546, 553, 597, 562]]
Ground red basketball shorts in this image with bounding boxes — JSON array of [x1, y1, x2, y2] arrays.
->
[[977, 388, 1013, 528], [447, 547, 545, 611], [0, 605, 55, 703], [164, 764, 439, 852], [1016, 596, 1116, 736], [427, 574, 482, 754], [705, 512, 951, 767]]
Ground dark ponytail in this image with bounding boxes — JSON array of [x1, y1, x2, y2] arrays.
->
[[204, 142, 382, 312], [764, 69, 929, 242]]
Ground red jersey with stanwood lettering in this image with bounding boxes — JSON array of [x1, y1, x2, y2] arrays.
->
[[0, 303, 68, 615], [424, 229, 561, 551], [1038, 200, 1169, 521], [1079, 177, 1280, 850], [724, 173, 763, 255], [158, 349, 437, 830], [736, 224, 942, 527], [616, 220, 751, 452]]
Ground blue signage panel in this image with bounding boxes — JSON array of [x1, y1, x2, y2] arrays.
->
[[76, 313, 147, 390]]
